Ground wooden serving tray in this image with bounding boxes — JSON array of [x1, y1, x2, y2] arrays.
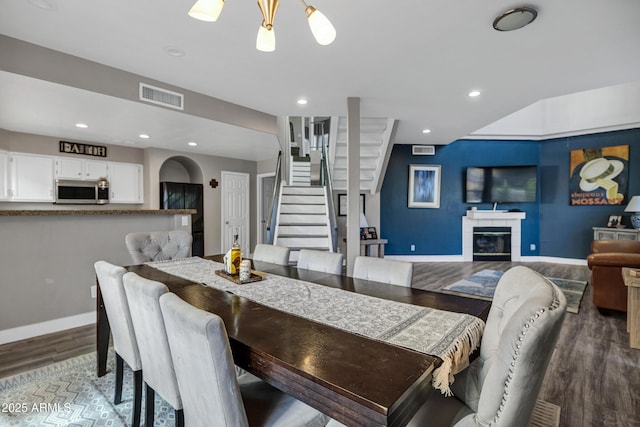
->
[[215, 269, 265, 284]]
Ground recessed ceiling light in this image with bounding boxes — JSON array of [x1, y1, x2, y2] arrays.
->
[[139, 134, 150, 139], [188, 141, 198, 146], [468, 90, 481, 97], [75, 123, 88, 128], [422, 129, 431, 134], [297, 99, 308, 105], [493, 7, 538, 32], [164, 46, 186, 57]]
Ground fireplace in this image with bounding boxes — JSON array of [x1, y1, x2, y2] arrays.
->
[[473, 227, 512, 261]]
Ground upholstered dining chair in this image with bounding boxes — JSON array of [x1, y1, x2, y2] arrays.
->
[[296, 249, 344, 275], [252, 243, 291, 266], [125, 230, 192, 264], [122, 272, 184, 427], [159, 292, 330, 427], [405, 266, 567, 427], [352, 256, 413, 287], [93, 261, 142, 427]]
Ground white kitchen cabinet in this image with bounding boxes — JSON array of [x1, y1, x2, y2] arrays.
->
[[10, 153, 55, 202], [0, 150, 9, 200], [109, 162, 143, 203], [55, 157, 108, 180]]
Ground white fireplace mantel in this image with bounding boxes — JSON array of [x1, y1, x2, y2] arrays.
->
[[462, 210, 526, 261]]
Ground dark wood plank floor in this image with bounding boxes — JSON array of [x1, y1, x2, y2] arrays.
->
[[1, 260, 638, 427]]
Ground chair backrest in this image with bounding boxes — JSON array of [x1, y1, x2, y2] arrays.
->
[[160, 293, 249, 427], [252, 244, 290, 265], [122, 272, 182, 410], [125, 230, 193, 264], [297, 249, 344, 275], [94, 261, 141, 371], [453, 266, 567, 427], [352, 256, 413, 287]]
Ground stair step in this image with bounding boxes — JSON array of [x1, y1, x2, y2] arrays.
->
[[278, 214, 328, 224], [277, 237, 329, 247], [278, 225, 328, 234], [280, 204, 326, 214], [282, 186, 324, 195], [281, 195, 326, 204]]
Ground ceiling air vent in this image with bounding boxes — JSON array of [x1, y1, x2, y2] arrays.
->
[[412, 145, 435, 156], [139, 83, 184, 110]]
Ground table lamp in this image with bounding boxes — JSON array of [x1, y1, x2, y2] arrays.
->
[[625, 195, 640, 229]]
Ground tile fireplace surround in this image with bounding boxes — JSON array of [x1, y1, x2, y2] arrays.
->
[[462, 210, 526, 261]]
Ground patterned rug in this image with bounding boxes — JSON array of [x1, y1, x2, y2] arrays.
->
[[441, 269, 588, 314], [0, 350, 177, 426]]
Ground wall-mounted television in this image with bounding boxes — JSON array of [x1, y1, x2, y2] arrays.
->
[[465, 165, 537, 203]]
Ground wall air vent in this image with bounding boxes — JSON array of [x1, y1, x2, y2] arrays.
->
[[139, 83, 184, 110], [412, 145, 435, 155]]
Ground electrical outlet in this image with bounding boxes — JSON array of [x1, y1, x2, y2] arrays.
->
[[90, 285, 97, 299], [530, 244, 536, 251], [410, 244, 416, 252]]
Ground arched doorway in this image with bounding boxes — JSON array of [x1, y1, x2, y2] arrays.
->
[[159, 156, 205, 256]]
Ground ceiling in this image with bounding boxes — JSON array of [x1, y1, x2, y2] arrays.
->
[[1, 0, 639, 161]]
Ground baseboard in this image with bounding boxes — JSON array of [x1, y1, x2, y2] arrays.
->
[[386, 254, 587, 266], [0, 312, 95, 345]]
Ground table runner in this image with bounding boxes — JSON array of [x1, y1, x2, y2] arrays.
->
[[147, 257, 485, 395]]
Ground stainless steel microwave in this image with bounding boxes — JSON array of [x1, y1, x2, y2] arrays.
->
[[55, 179, 109, 204]]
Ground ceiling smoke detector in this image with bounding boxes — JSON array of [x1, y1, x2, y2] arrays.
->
[[493, 7, 538, 32]]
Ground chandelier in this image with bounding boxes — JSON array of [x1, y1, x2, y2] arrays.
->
[[188, 0, 336, 52]]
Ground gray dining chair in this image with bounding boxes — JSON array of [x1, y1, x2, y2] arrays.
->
[[352, 256, 413, 287], [252, 243, 291, 266], [125, 230, 192, 264], [122, 272, 184, 427], [406, 266, 567, 427], [159, 292, 330, 427], [93, 261, 142, 427], [296, 249, 344, 275]]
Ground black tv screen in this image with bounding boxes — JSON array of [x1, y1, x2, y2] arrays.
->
[[466, 166, 537, 203]]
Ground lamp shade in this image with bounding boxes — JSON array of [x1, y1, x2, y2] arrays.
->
[[305, 6, 336, 45], [188, 0, 224, 21], [256, 25, 276, 52], [624, 196, 640, 212]]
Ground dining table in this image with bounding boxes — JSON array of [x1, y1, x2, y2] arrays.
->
[[96, 255, 490, 427]]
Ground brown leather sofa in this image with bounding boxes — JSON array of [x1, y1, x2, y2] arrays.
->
[[587, 240, 640, 312]]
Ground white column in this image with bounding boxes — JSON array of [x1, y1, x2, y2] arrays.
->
[[346, 97, 360, 276]]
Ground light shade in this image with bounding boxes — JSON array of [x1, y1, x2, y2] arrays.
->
[[305, 6, 336, 45], [188, 0, 224, 22], [625, 196, 640, 212], [256, 25, 276, 52]]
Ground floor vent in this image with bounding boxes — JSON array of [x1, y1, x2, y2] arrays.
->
[[412, 145, 435, 155], [139, 83, 184, 110]]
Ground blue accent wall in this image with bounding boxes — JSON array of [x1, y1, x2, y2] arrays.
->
[[380, 128, 640, 259]]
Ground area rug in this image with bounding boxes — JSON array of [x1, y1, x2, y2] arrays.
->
[[0, 350, 176, 426], [441, 270, 588, 314]]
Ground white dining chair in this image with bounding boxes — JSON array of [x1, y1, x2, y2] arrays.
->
[[406, 266, 567, 427], [125, 230, 192, 264], [352, 256, 413, 287], [252, 244, 291, 266], [296, 249, 344, 275], [122, 272, 184, 427], [159, 292, 330, 427], [93, 261, 142, 427]]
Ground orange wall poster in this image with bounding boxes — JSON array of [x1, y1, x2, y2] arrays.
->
[[569, 145, 629, 206]]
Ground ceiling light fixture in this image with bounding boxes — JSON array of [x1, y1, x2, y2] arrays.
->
[[493, 7, 538, 32], [297, 98, 308, 105], [75, 123, 88, 128], [139, 134, 150, 139], [188, 141, 198, 146], [188, 0, 336, 52], [468, 90, 481, 97], [422, 129, 431, 134]]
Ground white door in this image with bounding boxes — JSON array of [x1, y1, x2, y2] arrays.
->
[[257, 173, 275, 244], [221, 171, 250, 256]]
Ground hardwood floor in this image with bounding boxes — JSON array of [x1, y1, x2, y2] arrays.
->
[[1, 260, 638, 426]]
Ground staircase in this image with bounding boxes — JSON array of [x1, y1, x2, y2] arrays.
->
[[329, 117, 396, 193], [273, 185, 333, 263], [290, 157, 311, 186]]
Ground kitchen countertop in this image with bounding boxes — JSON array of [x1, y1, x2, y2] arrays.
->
[[0, 209, 197, 216]]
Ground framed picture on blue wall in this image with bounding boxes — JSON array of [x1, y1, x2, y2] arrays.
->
[[408, 164, 441, 208]]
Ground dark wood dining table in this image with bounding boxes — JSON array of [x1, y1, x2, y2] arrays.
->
[[96, 255, 490, 427]]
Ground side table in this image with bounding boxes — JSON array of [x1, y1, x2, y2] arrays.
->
[[360, 239, 388, 258], [622, 267, 640, 349]]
